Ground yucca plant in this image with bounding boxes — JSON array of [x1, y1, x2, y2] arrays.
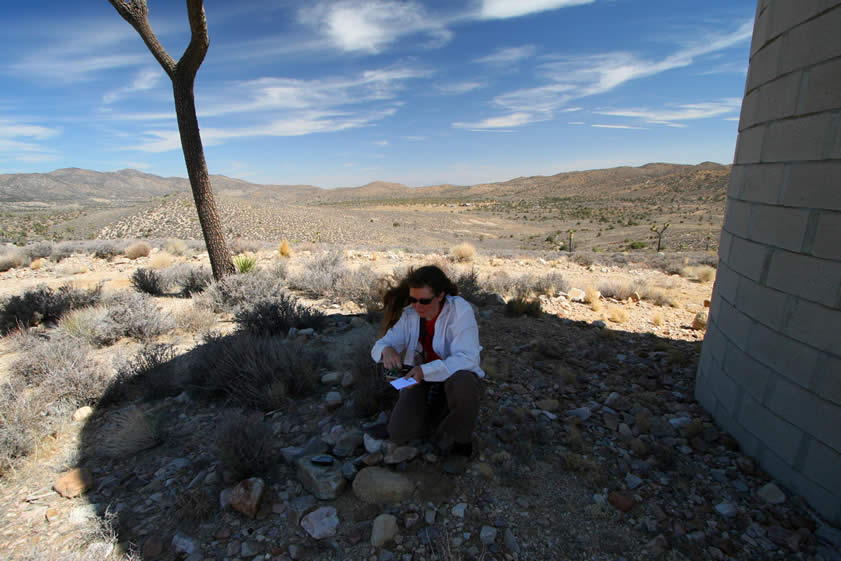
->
[[233, 254, 258, 274]]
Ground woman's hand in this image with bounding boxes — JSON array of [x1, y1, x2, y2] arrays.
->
[[404, 366, 424, 385], [381, 346, 402, 370]]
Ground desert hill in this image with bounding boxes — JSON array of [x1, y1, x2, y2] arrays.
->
[[0, 163, 729, 206]]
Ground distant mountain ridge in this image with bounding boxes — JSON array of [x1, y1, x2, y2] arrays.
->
[[0, 162, 730, 205]]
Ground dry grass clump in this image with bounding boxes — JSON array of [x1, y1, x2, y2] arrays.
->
[[279, 238, 292, 258], [680, 265, 716, 283], [504, 296, 542, 317], [189, 333, 325, 411], [606, 305, 629, 323], [449, 242, 477, 263], [651, 311, 665, 326], [124, 241, 151, 260], [58, 306, 120, 347], [98, 405, 162, 458], [30, 258, 43, 270], [148, 251, 174, 269], [164, 238, 188, 256]]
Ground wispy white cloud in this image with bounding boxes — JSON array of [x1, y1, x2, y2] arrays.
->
[[123, 108, 399, 153], [478, 0, 594, 19], [474, 45, 537, 65], [373, 140, 389, 146], [0, 119, 61, 161], [591, 124, 648, 130], [436, 82, 485, 95], [453, 112, 538, 130], [299, 1, 451, 53], [103, 68, 163, 104], [0, 120, 61, 140], [402, 136, 426, 141], [595, 98, 742, 124], [460, 20, 752, 131]]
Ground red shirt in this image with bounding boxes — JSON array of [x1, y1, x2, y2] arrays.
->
[[420, 307, 442, 363]]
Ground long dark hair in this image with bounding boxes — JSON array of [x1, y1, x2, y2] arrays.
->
[[380, 265, 459, 334]]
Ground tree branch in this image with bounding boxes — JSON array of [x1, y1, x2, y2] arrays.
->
[[107, 0, 176, 77], [177, 0, 209, 80]]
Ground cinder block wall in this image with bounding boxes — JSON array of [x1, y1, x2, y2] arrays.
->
[[696, 0, 841, 525]]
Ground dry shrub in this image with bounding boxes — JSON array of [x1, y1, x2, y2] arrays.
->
[[148, 251, 174, 269], [288, 251, 380, 304], [103, 291, 175, 341], [651, 312, 665, 326], [100, 344, 181, 407], [189, 334, 324, 411], [30, 258, 42, 270], [696, 266, 716, 282], [131, 267, 167, 296], [165, 238, 188, 256], [590, 298, 604, 312], [215, 413, 276, 480], [0, 251, 28, 272], [347, 342, 398, 418], [58, 262, 87, 275], [0, 379, 42, 474], [124, 241, 151, 260], [98, 405, 162, 458], [24, 242, 53, 260], [59, 306, 120, 347], [199, 266, 287, 313], [607, 305, 629, 323], [175, 305, 217, 334], [234, 293, 326, 336], [597, 278, 635, 300], [279, 238, 291, 258], [584, 286, 601, 304], [175, 486, 215, 522], [504, 296, 542, 317], [0, 283, 103, 334], [449, 242, 477, 263]]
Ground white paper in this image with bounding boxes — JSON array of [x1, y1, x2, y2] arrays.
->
[[390, 377, 418, 390]]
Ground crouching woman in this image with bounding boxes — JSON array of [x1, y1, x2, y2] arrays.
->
[[370, 265, 484, 473]]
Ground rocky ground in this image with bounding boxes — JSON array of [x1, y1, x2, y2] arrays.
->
[[0, 247, 839, 561]]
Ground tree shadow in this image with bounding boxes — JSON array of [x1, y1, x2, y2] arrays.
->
[[75, 305, 710, 560]]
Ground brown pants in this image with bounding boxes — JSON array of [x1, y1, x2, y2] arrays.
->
[[387, 370, 483, 445]]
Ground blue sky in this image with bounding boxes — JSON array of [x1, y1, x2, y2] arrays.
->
[[0, 0, 754, 188]]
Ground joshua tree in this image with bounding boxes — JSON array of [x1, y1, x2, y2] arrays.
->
[[108, 0, 234, 279], [650, 222, 670, 252]]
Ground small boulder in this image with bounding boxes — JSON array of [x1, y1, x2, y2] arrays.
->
[[220, 477, 264, 519], [301, 506, 339, 540], [352, 467, 413, 504], [54, 468, 92, 498], [371, 514, 398, 547]]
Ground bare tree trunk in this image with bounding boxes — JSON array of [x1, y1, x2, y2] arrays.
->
[[109, 0, 234, 279]]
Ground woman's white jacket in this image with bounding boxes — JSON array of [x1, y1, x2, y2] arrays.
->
[[371, 295, 485, 383]]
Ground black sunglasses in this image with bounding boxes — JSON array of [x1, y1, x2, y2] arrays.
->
[[408, 296, 435, 305]]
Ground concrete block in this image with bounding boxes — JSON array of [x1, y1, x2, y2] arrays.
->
[[746, 321, 819, 389], [737, 392, 806, 464], [763, 113, 835, 162], [749, 205, 810, 251], [814, 354, 841, 407], [734, 124, 765, 164], [711, 366, 742, 416], [735, 275, 790, 331], [764, 374, 841, 452], [767, 0, 834, 41], [717, 295, 754, 351], [797, 58, 841, 115], [782, 161, 841, 211], [811, 211, 841, 260], [830, 113, 841, 159], [800, 437, 841, 498], [713, 260, 740, 303], [750, 3, 773, 57], [766, 250, 841, 307], [739, 89, 762, 131], [724, 342, 772, 401], [718, 229, 734, 264], [747, 38, 782, 93], [728, 236, 771, 283], [757, 445, 841, 526], [736, 163, 786, 204], [756, 72, 802, 123], [723, 199, 753, 238], [785, 298, 841, 353], [701, 318, 728, 367], [779, 7, 841, 75]]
